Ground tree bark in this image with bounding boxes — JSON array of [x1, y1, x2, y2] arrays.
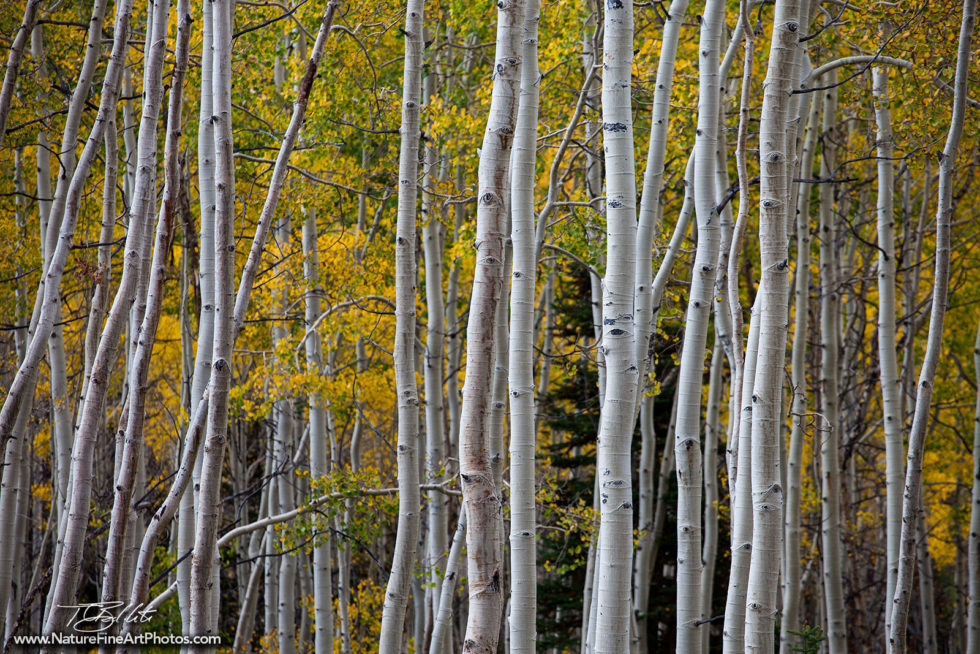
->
[[889, 1, 975, 651], [508, 0, 540, 646], [744, 0, 801, 651], [378, 0, 424, 648], [457, 0, 523, 649], [674, 1, 724, 651]]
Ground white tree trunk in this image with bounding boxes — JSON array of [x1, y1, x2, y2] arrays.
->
[[302, 208, 335, 654], [189, 0, 236, 637], [457, 0, 523, 649], [779, 84, 821, 654], [744, 0, 801, 650], [0, 0, 42, 151], [889, 5, 975, 651], [180, 0, 216, 630], [508, 0, 539, 646], [378, 0, 424, 648], [700, 344, 723, 653], [968, 316, 980, 654], [593, 0, 639, 647], [872, 66, 905, 649], [674, 2, 724, 651], [816, 75, 846, 654]]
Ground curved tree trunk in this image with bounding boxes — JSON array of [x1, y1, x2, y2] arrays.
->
[[889, 2, 976, 650]]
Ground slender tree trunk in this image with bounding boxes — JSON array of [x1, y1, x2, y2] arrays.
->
[[889, 2, 975, 651], [378, 0, 424, 647], [968, 316, 980, 654], [303, 209, 334, 653], [816, 75, 846, 654], [508, 0, 539, 646], [457, 0, 523, 649], [188, 0, 236, 638], [180, 0, 216, 630], [873, 65, 905, 648], [101, 0, 189, 613], [674, 2, 724, 651], [743, 0, 801, 650], [700, 344, 723, 653], [780, 84, 821, 654], [916, 492, 938, 654], [0, 0, 42, 152], [592, 0, 640, 647]]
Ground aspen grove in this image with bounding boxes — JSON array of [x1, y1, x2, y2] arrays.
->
[[2, 0, 980, 651]]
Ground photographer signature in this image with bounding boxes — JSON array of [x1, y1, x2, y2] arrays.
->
[[60, 602, 157, 633]]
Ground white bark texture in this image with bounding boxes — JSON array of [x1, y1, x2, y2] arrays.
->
[[968, 316, 980, 654], [457, 0, 523, 650], [592, 0, 639, 648], [189, 0, 236, 637], [180, 0, 215, 628], [304, 209, 335, 654], [780, 86, 821, 654], [0, 0, 42, 152], [873, 65, 904, 647], [378, 0, 424, 648], [744, 0, 801, 650], [816, 76, 846, 654], [889, 1, 975, 651], [508, 0, 540, 648], [674, 1, 724, 651]]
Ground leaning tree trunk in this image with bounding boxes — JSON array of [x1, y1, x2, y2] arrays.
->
[[889, 1, 976, 651], [0, 0, 42, 152], [743, 0, 801, 651], [456, 0, 524, 649], [377, 0, 424, 648], [40, 0, 159, 637]]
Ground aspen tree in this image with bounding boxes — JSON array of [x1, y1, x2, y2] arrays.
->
[[592, 0, 640, 646], [816, 75, 847, 654], [674, 1, 724, 650], [457, 0, 523, 648], [873, 64, 904, 647], [179, 0, 215, 628], [304, 208, 335, 653], [189, 0, 236, 636], [889, 1, 976, 650], [0, 0, 41, 152], [377, 0, 424, 647], [508, 0, 540, 646], [780, 86, 822, 654], [969, 316, 980, 654], [744, 0, 801, 650], [41, 0, 161, 636], [101, 0, 190, 614], [631, 2, 690, 639]]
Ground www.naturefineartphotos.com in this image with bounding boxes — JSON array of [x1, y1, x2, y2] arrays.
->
[[0, 0, 977, 651]]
